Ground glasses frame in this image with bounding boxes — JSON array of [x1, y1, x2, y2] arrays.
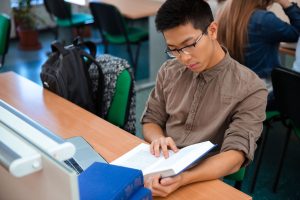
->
[[165, 27, 208, 58]]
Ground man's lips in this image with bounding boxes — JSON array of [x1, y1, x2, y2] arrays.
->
[[187, 63, 198, 69]]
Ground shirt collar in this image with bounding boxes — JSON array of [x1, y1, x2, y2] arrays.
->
[[196, 46, 232, 82]]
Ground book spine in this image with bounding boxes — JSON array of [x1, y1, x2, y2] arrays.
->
[[113, 174, 144, 200], [79, 162, 144, 200], [129, 187, 152, 200]]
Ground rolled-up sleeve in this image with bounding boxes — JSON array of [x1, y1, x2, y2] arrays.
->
[[220, 78, 268, 166], [140, 62, 169, 128]]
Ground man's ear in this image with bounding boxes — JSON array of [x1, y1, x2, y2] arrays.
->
[[207, 21, 218, 40]]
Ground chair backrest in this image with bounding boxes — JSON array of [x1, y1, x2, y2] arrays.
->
[[44, 0, 72, 20], [272, 67, 300, 128], [0, 13, 11, 55], [106, 69, 132, 128], [89, 2, 128, 38], [225, 167, 246, 182]]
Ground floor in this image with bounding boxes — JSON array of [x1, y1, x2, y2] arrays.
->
[[1, 30, 300, 200]]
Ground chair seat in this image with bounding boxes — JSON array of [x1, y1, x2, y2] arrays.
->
[[56, 13, 93, 27], [104, 27, 148, 44]]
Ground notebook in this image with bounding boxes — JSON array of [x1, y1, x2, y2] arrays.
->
[[64, 136, 107, 174]]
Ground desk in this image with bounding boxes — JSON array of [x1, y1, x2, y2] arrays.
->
[[279, 43, 296, 66], [280, 47, 296, 57], [101, 0, 163, 19], [0, 72, 252, 200]]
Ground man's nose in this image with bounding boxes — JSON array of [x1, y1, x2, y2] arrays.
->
[[179, 52, 192, 63]]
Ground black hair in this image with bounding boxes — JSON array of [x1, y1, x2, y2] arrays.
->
[[155, 0, 214, 32]]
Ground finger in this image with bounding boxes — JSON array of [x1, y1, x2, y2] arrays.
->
[[160, 177, 176, 186], [167, 138, 179, 152], [144, 177, 153, 188], [151, 175, 161, 186], [150, 142, 155, 155], [145, 177, 165, 197], [160, 140, 169, 158], [151, 176, 170, 197], [153, 140, 161, 157]]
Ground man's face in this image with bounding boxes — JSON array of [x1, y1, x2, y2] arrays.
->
[[163, 22, 218, 73]]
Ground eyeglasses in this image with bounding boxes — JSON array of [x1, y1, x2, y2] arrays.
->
[[165, 30, 207, 58]]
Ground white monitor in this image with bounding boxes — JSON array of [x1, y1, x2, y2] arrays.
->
[[0, 100, 79, 200]]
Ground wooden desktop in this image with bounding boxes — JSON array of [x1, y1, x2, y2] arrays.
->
[[101, 0, 163, 19], [0, 72, 251, 200]]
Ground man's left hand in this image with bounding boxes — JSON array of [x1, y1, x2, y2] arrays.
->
[[144, 174, 183, 197]]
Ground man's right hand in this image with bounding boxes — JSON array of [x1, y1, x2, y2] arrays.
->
[[150, 137, 179, 158]]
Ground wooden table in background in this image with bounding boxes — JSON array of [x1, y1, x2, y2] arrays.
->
[[0, 71, 252, 200], [279, 47, 296, 57], [101, 0, 163, 19]]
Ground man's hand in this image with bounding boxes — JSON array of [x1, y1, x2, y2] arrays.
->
[[150, 137, 179, 158], [144, 174, 183, 197]]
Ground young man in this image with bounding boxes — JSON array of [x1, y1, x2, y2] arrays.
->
[[141, 0, 268, 197]]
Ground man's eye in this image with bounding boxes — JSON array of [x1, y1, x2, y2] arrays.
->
[[168, 48, 177, 52]]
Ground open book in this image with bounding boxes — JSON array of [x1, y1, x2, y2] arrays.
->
[[111, 141, 216, 179]]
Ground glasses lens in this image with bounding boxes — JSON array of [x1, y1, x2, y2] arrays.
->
[[166, 50, 176, 58], [181, 46, 194, 55]]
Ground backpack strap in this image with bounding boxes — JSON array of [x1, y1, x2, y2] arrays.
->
[[78, 49, 105, 117], [50, 41, 68, 56], [73, 37, 97, 58]]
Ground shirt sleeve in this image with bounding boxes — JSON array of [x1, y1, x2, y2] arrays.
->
[[259, 3, 300, 43], [140, 62, 169, 128], [220, 76, 268, 166]]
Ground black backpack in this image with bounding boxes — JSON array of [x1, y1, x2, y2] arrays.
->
[[40, 39, 104, 117]]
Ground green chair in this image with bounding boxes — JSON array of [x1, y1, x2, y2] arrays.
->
[[89, 2, 148, 76], [44, 0, 93, 41], [0, 13, 11, 67], [271, 67, 300, 192], [249, 110, 281, 193], [106, 69, 133, 129], [224, 167, 246, 190]]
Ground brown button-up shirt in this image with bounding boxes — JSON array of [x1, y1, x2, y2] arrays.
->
[[141, 50, 268, 165]]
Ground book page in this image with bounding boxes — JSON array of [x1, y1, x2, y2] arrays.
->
[[111, 141, 215, 178], [111, 143, 160, 171], [144, 141, 215, 176]]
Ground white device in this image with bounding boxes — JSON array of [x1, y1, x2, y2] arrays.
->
[[0, 123, 42, 177], [0, 100, 79, 200], [0, 100, 75, 163]]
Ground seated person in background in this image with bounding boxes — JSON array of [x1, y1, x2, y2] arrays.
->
[[217, 0, 300, 109], [293, 37, 300, 72], [141, 0, 267, 197]]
